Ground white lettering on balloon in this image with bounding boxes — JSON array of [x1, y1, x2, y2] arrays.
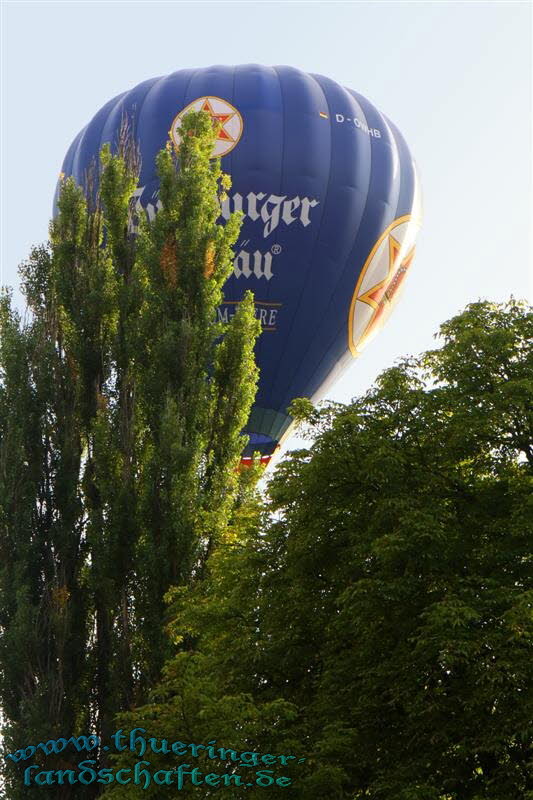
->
[[131, 187, 319, 238], [219, 191, 319, 237], [233, 249, 273, 281], [129, 186, 320, 280], [335, 113, 381, 138]]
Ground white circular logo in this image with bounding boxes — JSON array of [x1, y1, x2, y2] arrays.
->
[[170, 96, 243, 158]]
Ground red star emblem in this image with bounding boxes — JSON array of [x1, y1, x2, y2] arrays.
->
[[200, 98, 236, 143], [358, 235, 415, 343]]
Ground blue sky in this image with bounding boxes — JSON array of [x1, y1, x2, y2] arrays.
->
[[1, 0, 531, 426]]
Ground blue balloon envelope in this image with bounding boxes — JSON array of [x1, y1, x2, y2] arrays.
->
[[54, 64, 422, 464]]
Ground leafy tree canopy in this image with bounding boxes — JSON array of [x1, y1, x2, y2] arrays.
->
[[106, 299, 532, 800]]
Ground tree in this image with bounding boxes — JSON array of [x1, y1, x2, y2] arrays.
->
[[0, 111, 261, 799], [113, 299, 532, 799]]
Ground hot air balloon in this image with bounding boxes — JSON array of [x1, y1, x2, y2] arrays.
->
[[54, 65, 422, 465]]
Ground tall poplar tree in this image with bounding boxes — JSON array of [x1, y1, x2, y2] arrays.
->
[[0, 111, 260, 799]]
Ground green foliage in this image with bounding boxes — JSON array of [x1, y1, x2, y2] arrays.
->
[[116, 299, 532, 799], [0, 111, 260, 798], [2, 109, 531, 800], [101, 491, 302, 799]]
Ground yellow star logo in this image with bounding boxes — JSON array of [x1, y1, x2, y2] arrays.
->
[[358, 235, 415, 345], [200, 98, 237, 144], [170, 96, 243, 157]]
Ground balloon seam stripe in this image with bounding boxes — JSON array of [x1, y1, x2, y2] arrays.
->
[[276, 75, 373, 407], [260, 67, 334, 408]]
